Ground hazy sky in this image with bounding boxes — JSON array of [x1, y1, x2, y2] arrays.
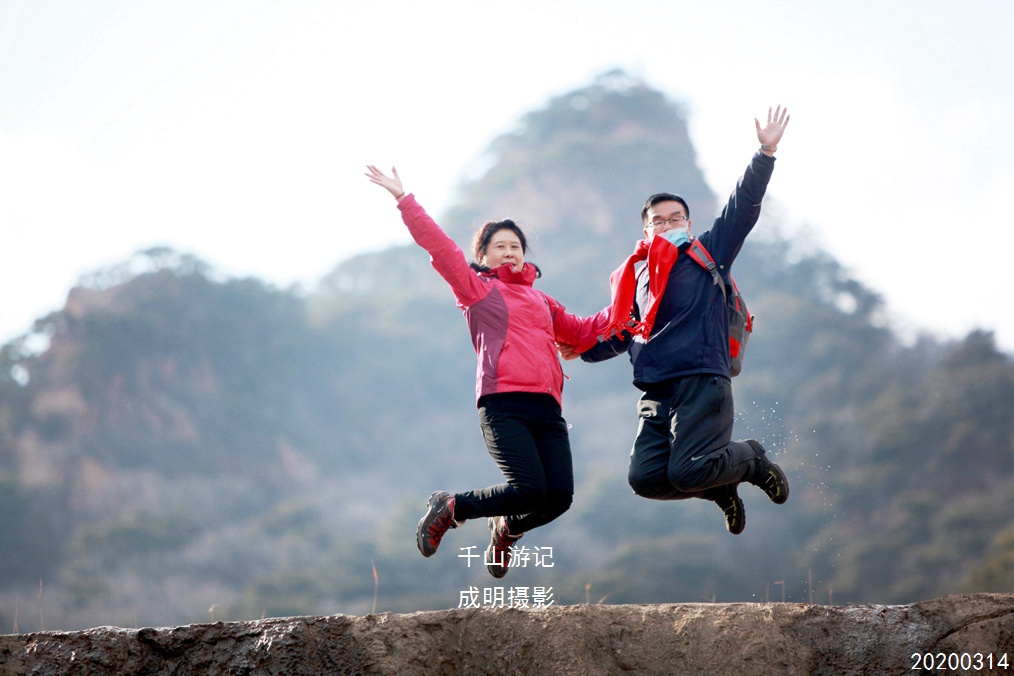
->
[[2, 1, 1012, 351]]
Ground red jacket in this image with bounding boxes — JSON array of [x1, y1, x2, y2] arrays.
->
[[398, 194, 604, 408]]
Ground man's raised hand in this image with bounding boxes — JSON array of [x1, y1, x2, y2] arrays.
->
[[755, 106, 790, 149]]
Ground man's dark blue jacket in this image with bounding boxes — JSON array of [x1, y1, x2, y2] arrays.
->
[[581, 151, 775, 388]]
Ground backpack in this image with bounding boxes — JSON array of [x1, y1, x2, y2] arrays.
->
[[685, 239, 754, 377]]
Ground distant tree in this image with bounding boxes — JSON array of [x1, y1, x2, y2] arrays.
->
[[967, 527, 1014, 592]]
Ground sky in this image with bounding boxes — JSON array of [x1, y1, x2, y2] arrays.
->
[[2, 0, 1012, 353]]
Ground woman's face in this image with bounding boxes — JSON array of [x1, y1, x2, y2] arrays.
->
[[481, 229, 524, 271]]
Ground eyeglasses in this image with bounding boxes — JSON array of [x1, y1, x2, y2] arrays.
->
[[647, 215, 688, 229]]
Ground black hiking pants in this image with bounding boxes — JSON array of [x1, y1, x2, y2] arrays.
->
[[453, 392, 573, 535], [628, 374, 760, 501]]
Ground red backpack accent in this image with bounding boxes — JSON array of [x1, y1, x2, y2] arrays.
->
[[685, 239, 754, 377]]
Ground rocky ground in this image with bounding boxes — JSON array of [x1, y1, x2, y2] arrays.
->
[[1, 594, 1012, 674]]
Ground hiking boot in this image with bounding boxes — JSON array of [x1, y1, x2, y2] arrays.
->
[[745, 440, 789, 504], [416, 491, 457, 557], [485, 516, 522, 579], [714, 484, 746, 535]]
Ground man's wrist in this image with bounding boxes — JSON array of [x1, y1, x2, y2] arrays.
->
[[760, 144, 777, 155]]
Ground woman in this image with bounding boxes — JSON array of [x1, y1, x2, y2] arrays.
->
[[366, 165, 604, 578]]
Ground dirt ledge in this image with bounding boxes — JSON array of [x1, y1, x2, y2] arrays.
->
[[1, 594, 1012, 675]]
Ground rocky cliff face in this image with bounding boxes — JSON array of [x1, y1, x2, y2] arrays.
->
[[2, 594, 1012, 675]]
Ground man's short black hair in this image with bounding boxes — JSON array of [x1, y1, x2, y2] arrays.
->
[[641, 193, 690, 224]]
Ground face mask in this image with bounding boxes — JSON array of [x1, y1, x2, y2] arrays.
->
[[660, 226, 690, 247]]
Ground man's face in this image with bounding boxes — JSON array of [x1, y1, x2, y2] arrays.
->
[[643, 200, 691, 240]]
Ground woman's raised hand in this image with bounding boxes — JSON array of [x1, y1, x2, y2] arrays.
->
[[365, 165, 405, 199]]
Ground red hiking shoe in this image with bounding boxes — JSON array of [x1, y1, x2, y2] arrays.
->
[[416, 491, 457, 557], [485, 516, 522, 579]]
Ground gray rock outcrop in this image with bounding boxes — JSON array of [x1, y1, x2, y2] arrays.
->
[[2, 594, 1012, 674]]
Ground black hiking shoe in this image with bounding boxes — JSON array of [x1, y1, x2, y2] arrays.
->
[[714, 484, 746, 535], [745, 440, 789, 504], [485, 516, 522, 579], [416, 491, 457, 557]]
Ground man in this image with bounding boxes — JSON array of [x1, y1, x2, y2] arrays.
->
[[566, 106, 791, 535]]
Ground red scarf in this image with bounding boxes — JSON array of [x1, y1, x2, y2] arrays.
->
[[601, 236, 680, 341]]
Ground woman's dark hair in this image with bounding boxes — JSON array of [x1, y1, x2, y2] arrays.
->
[[640, 192, 690, 223], [469, 219, 541, 277]]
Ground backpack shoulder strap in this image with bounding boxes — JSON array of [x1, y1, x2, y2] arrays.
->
[[685, 239, 727, 302]]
